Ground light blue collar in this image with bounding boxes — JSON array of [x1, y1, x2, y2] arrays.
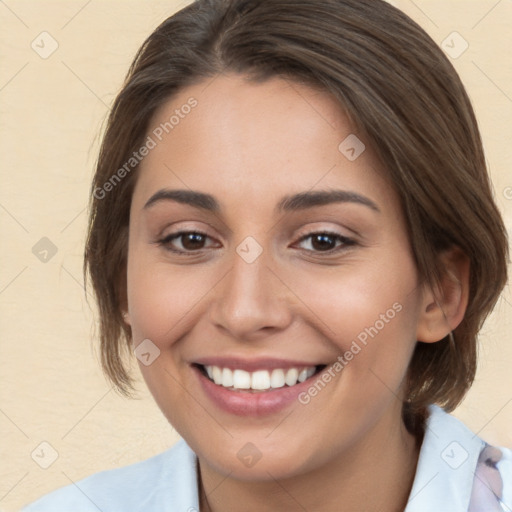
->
[[405, 404, 485, 512]]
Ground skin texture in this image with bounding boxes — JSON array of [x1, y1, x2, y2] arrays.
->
[[123, 74, 469, 512]]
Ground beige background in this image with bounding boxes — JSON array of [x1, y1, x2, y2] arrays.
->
[[0, 0, 511, 510]]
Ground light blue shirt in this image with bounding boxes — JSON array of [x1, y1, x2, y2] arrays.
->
[[21, 405, 512, 511]]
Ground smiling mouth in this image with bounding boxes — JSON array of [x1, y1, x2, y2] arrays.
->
[[194, 364, 327, 392]]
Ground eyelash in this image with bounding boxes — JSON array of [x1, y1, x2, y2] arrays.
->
[[156, 230, 356, 256]]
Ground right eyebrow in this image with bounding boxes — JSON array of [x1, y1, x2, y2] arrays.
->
[[143, 189, 219, 212]]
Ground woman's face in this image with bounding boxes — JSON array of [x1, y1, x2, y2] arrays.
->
[[125, 74, 428, 480]]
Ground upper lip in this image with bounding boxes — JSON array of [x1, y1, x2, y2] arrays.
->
[[193, 357, 327, 372]]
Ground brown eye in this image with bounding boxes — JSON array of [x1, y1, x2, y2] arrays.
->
[[296, 232, 356, 253], [158, 231, 216, 254], [180, 232, 207, 250]]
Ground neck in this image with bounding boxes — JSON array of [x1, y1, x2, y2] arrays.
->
[[198, 408, 423, 512]]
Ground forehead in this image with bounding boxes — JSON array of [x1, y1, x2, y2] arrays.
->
[[131, 73, 397, 216]]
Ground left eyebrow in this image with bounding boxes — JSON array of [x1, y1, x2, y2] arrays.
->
[[142, 188, 380, 214], [276, 190, 380, 214]]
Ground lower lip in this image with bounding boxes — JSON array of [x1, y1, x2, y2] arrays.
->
[[194, 366, 318, 417]]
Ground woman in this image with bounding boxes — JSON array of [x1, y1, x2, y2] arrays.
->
[[22, 0, 511, 510]]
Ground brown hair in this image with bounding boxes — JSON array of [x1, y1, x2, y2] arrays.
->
[[84, 0, 508, 434]]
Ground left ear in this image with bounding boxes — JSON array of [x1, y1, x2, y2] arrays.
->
[[416, 245, 470, 343]]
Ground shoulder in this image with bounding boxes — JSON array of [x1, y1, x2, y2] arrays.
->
[[406, 405, 512, 512], [20, 439, 199, 512]]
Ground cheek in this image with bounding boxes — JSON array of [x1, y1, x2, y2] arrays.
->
[[289, 254, 421, 388], [292, 254, 419, 339], [126, 254, 215, 344]]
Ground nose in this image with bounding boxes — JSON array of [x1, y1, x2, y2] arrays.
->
[[208, 250, 293, 341]]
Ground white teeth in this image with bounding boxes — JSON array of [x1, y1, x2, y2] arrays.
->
[[251, 370, 270, 390], [270, 369, 285, 388], [284, 368, 299, 386], [203, 365, 317, 390], [297, 369, 308, 383], [232, 369, 251, 389], [222, 368, 233, 387], [212, 366, 222, 385]]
